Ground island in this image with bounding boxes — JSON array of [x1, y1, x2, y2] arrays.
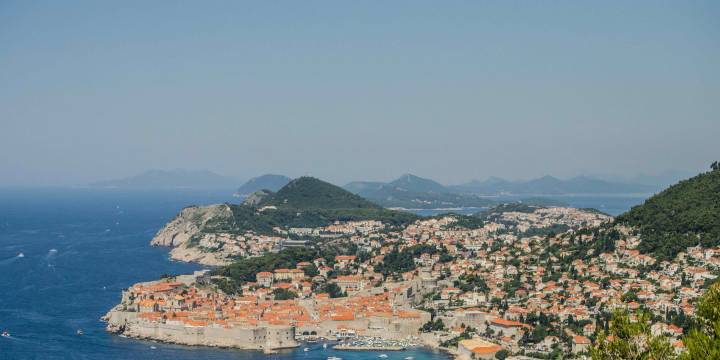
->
[[105, 165, 720, 359]]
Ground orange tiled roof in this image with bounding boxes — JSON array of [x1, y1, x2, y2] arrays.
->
[[491, 318, 525, 327]]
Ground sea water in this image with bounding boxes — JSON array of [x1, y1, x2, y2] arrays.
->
[[0, 188, 451, 360]]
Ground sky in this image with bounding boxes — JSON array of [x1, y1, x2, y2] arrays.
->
[[1, 1, 718, 186]]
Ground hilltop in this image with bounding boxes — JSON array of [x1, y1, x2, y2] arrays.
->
[[151, 176, 416, 265], [259, 177, 382, 209], [235, 174, 291, 196], [387, 174, 448, 193], [616, 163, 720, 260]]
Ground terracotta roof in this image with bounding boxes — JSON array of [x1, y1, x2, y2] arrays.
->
[[335, 255, 357, 261], [573, 335, 591, 344], [491, 318, 525, 327]]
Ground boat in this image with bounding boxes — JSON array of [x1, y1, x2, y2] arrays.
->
[[379, 355, 388, 358], [304, 348, 310, 352], [76, 329, 83, 336], [323, 343, 328, 349], [1, 330, 9, 337], [405, 357, 414, 360], [17, 253, 24, 258], [328, 357, 342, 360]]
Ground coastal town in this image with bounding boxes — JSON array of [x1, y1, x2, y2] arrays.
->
[[104, 201, 720, 359]]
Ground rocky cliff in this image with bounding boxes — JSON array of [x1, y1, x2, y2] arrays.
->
[[150, 204, 234, 265]]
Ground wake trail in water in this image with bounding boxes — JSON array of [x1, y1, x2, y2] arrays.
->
[[0, 253, 25, 265], [45, 248, 59, 261]]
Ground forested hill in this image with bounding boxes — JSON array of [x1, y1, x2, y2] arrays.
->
[[195, 177, 416, 238], [617, 163, 720, 260], [259, 177, 382, 210]]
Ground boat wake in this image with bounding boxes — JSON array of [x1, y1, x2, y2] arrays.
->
[[45, 249, 58, 260], [0, 253, 24, 265]]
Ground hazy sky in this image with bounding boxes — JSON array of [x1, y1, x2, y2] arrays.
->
[[1, 1, 718, 186]]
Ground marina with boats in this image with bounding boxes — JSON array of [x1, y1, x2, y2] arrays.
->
[[333, 336, 419, 351]]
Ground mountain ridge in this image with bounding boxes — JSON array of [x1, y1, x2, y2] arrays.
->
[[88, 169, 240, 189], [235, 174, 291, 196], [450, 175, 656, 195], [345, 174, 494, 209]]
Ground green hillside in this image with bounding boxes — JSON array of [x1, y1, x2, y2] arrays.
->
[[196, 177, 417, 239], [617, 163, 720, 260], [260, 176, 382, 209]]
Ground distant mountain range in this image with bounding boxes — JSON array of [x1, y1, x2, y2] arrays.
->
[[90, 169, 660, 202], [88, 169, 240, 189], [342, 173, 656, 209], [345, 174, 495, 209], [235, 174, 291, 196], [450, 175, 657, 195]]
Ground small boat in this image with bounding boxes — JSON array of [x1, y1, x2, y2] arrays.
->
[[379, 355, 388, 358], [1, 330, 9, 337], [405, 357, 414, 360], [150, 346, 157, 350], [323, 343, 328, 349], [304, 348, 310, 352], [328, 357, 342, 360], [76, 329, 83, 336], [17, 253, 24, 258]]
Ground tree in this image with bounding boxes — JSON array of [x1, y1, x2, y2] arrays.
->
[[302, 264, 319, 277], [421, 318, 446, 332], [621, 290, 639, 303], [272, 288, 297, 300], [317, 282, 345, 298], [590, 310, 675, 360], [679, 284, 720, 359], [495, 349, 509, 360]]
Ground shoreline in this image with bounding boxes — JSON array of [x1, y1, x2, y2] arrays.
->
[[334, 345, 406, 351], [105, 326, 301, 351], [111, 330, 300, 352], [111, 330, 452, 357]]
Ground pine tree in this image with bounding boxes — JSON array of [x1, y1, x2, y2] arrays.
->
[[680, 284, 720, 359], [590, 310, 675, 360]]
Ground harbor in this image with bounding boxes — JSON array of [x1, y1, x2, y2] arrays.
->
[[332, 337, 421, 352]]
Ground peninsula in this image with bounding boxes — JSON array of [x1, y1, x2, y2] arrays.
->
[[105, 166, 720, 358]]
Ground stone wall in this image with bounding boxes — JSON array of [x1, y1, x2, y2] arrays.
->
[[104, 310, 297, 350]]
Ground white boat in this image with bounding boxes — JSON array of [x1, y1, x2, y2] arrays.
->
[[328, 357, 342, 360], [405, 357, 414, 360], [323, 343, 328, 349], [379, 355, 388, 358], [304, 348, 310, 352], [17, 253, 24, 258], [1, 330, 9, 337], [76, 329, 83, 336]]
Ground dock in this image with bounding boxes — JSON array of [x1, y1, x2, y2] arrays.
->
[[334, 345, 405, 351]]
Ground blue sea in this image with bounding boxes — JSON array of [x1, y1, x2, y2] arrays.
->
[[0, 189, 452, 360], [0, 189, 648, 359]]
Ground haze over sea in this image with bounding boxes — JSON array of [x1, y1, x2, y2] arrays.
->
[[0, 188, 645, 359]]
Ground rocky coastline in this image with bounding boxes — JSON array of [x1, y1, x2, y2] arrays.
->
[[149, 204, 234, 266]]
